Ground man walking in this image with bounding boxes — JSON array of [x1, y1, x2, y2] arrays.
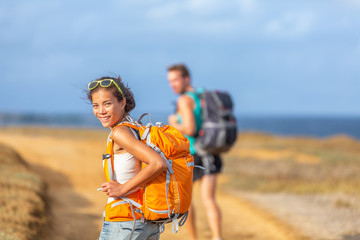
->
[[167, 64, 223, 240]]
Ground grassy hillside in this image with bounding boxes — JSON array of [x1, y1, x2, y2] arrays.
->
[[0, 143, 47, 240], [223, 132, 360, 195]]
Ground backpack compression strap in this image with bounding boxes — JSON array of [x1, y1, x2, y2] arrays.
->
[[103, 134, 114, 182]]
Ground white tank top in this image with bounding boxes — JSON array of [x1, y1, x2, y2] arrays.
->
[[107, 152, 141, 203]]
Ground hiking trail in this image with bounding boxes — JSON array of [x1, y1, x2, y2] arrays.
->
[[0, 129, 306, 240]]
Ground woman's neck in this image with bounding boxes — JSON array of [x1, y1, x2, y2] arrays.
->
[[110, 114, 129, 130]]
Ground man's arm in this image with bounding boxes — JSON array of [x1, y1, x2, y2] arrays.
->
[[168, 95, 196, 136]]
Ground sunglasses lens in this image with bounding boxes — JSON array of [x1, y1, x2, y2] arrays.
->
[[88, 81, 98, 90], [101, 80, 112, 87]]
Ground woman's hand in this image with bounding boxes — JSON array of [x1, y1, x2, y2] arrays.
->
[[100, 181, 124, 198]]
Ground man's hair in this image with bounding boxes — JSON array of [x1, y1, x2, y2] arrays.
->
[[167, 64, 190, 78]]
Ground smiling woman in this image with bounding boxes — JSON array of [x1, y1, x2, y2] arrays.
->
[[86, 76, 167, 240], [87, 77, 136, 128]]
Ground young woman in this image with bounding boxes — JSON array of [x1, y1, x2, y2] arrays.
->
[[87, 76, 167, 240]]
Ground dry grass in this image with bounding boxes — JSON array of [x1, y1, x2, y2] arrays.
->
[[223, 132, 360, 195], [0, 143, 47, 240], [0, 126, 107, 140], [1, 127, 359, 239]]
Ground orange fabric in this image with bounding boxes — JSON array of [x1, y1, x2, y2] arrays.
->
[[104, 191, 143, 222], [103, 136, 143, 222], [118, 122, 194, 221]]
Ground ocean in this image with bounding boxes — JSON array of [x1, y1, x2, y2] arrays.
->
[[237, 116, 360, 139], [0, 113, 359, 139]]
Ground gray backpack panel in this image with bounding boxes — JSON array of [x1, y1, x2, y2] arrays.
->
[[195, 90, 237, 155]]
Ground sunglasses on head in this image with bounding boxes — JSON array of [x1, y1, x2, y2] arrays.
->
[[88, 79, 123, 97]]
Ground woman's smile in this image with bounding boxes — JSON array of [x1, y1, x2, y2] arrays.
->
[[91, 88, 124, 128]]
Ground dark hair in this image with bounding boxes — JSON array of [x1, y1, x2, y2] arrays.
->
[[167, 64, 190, 78], [87, 76, 136, 113]]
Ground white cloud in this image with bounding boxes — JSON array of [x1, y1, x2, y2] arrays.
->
[[264, 11, 315, 38], [343, 0, 360, 7], [145, 0, 260, 36], [190, 19, 239, 35], [187, 0, 241, 16], [146, 0, 224, 19], [147, 0, 259, 20], [236, 0, 259, 14], [188, 0, 218, 12], [146, 2, 184, 19]]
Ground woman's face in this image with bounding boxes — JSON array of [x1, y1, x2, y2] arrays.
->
[[91, 88, 125, 128]]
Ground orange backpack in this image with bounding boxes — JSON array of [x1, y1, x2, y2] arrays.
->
[[103, 114, 194, 233]]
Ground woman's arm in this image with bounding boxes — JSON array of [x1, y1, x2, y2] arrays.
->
[[100, 126, 167, 198]]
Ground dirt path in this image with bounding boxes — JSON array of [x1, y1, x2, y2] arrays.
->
[[0, 129, 307, 240]]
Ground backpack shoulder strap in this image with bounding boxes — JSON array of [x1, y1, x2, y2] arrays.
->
[[184, 89, 203, 136], [185, 89, 201, 101], [112, 122, 141, 140], [185, 89, 203, 110], [111, 115, 143, 140]]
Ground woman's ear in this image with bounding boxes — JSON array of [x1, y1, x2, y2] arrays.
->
[[121, 98, 126, 109]]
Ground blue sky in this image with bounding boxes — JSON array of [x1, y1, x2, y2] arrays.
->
[[1, 0, 360, 117]]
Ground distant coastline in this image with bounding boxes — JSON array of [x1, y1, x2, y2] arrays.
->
[[1, 112, 360, 139]]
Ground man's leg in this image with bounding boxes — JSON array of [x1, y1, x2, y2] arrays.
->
[[185, 203, 197, 240], [200, 174, 222, 240]]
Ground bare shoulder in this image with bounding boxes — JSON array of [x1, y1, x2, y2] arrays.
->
[[178, 94, 194, 108], [111, 125, 137, 146]]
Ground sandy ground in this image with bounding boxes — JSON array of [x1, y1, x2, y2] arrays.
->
[[236, 192, 360, 240], [0, 128, 308, 240]]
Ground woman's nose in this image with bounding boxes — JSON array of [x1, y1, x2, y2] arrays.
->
[[99, 105, 106, 114]]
